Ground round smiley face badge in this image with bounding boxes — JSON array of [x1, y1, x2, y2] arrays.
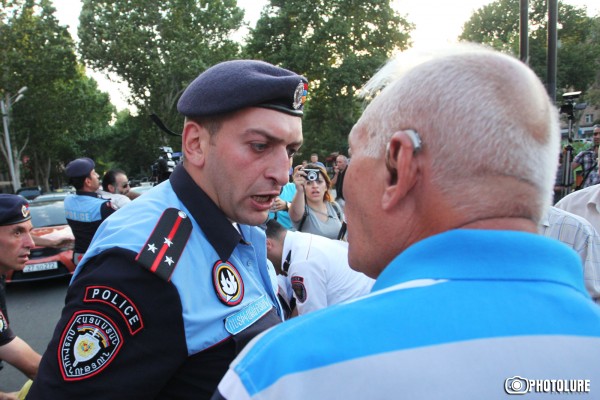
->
[[213, 261, 244, 306]]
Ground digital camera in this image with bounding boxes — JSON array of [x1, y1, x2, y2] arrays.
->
[[303, 168, 320, 182]]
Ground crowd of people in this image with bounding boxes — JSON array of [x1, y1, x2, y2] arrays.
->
[[1, 44, 599, 399]]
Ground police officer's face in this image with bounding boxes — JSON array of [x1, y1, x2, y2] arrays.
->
[[200, 107, 303, 226], [87, 169, 101, 192], [0, 220, 35, 272]]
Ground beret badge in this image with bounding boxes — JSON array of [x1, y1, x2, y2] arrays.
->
[[21, 204, 30, 219], [293, 81, 308, 110]]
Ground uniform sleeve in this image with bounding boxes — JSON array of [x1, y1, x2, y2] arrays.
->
[[289, 260, 328, 315], [27, 248, 188, 399], [100, 201, 117, 219]]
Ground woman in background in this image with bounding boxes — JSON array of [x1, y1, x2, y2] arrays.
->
[[289, 163, 344, 240]]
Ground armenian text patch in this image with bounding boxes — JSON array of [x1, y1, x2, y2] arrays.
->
[[58, 310, 123, 381]]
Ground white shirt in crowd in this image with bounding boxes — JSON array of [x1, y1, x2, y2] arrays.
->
[[539, 205, 600, 304], [280, 230, 374, 315]]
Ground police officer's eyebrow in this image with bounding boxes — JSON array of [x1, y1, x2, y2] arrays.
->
[[244, 128, 303, 148]]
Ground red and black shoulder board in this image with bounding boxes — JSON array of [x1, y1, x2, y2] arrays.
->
[[135, 208, 192, 281]]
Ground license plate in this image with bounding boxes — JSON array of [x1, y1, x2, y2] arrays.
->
[[24, 261, 58, 273]]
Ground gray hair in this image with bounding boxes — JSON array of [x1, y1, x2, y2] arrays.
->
[[352, 44, 560, 219]]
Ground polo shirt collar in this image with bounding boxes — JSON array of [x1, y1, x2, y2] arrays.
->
[[374, 229, 586, 298]]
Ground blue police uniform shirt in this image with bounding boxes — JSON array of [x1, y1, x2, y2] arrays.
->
[[29, 166, 282, 399], [213, 230, 600, 400], [64, 191, 115, 255]]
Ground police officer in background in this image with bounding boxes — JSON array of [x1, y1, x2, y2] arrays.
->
[[265, 219, 373, 316], [28, 60, 307, 399], [63, 157, 116, 266], [0, 195, 42, 399]]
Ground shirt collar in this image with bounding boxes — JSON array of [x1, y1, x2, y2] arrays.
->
[[75, 190, 101, 198], [169, 165, 242, 261], [374, 229, 586, 297]]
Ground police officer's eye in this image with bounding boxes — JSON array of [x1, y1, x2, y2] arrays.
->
[[251, 143, 268, 152]]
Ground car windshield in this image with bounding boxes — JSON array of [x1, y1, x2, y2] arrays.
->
[[29, 201, 67, 227]]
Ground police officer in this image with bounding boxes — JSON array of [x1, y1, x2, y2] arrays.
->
[[63, 157, 116, 265], [28, 60, 307, 399], [265, 219, 373, 316], [0, 195, 42, 398]]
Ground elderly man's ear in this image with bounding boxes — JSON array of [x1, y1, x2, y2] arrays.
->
[[382, 131, 421, 210]]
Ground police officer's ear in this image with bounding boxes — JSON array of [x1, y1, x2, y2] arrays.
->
[[382, 130, 422, 210], [182, 119, 211, 168]]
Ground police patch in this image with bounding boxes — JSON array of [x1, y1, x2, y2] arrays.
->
[[213, 261, 244, 306], [291, 276, 307, 303], [84, 286, 143, 335], [0, 310, 7, 333], [58, 310, 123, 381]]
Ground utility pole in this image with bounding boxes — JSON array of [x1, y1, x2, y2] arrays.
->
[[520, 0, 529, 64], [547, 0, 558, 103]]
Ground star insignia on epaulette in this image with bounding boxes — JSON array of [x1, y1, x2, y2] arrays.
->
[[135, 208, 193, 281]]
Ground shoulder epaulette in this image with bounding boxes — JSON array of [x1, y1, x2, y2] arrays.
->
[[135, 208, 192, 281]]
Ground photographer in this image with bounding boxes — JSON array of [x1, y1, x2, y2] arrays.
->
[[289, 163, 344, 240], [151, 146, 180, 184]]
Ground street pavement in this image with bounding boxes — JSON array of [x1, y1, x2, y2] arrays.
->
[[0, 277, 69, 393]]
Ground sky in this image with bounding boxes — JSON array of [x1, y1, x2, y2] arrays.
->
[[53, 0, 600, 111]]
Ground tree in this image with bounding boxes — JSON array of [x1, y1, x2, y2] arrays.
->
[[78, 0, 245, 133], [459, 0, 600, 100], [0, 0, 114, 191], [244, 0, 413, 159]]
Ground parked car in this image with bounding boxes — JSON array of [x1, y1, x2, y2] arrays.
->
[[5, 198, 75, 283], [15, 186, 43, 200], [32, 191, 73, 202]]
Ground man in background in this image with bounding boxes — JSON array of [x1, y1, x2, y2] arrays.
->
[[98, 169, 136, 209], [63, 157, 115, 265], [539, 205, 600, 304], [330, 154, 348, 209], [265, 219, 373, 316], [213, 45, 600, 399], [571, 124, 600, 189]]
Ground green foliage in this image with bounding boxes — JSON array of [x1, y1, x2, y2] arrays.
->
[[95, 110, 169, 179], [459, 0, 600, 99], [0, 0, 113, 190], [244, 0, 413, 160], [78, 0, 244, 131]]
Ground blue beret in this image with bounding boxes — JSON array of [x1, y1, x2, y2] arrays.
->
[[0, 194, 31, 226], [65, 157, 95, 178], [177, 60, 308, 118]]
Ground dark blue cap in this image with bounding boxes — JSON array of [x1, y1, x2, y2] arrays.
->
[[0, 194, 31, 226], [65, 157, 95, 178], [177, 60, 308, 118]]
